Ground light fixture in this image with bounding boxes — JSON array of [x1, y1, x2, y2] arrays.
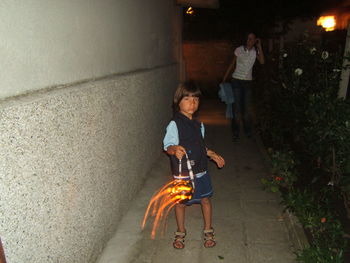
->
[[317, 16, 336, 31], [186, 7, 194, 15]]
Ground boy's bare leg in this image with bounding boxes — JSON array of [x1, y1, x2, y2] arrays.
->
[[175, 203, 186, 232], [201, 198, 212, 229], [174, 203, 186, 248], [201, 198, 216, 247]]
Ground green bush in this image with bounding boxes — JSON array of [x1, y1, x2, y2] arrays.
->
[[257, 36, 349, 262], [261, 150, 298, 192]]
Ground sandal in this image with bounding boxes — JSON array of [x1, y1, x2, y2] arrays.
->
[[203, 228, 216, 248], [173, 231, 186, 249]]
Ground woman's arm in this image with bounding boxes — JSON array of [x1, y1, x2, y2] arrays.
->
[[256, 39, 265, 64], [223, 55, 237, 82]]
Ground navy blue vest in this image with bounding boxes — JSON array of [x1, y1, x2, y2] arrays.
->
[[170, 112, 208, 175]]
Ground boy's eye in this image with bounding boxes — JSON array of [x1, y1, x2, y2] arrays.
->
[[182, 96, 199, 103], [184, 96, 198, 100]]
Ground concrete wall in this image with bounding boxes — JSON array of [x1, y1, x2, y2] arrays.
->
[[0, 0, 181, 98], [0, 1, 181, 262]]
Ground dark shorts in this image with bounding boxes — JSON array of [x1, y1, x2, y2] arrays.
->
[[185, 171, 213, 206]]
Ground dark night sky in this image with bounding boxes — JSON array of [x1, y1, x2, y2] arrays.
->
[[183, 0, 349, 40]]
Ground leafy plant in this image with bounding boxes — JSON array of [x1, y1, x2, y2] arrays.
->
[[261, 149, 298, 192], [257, 36, 349, 262], [296, 244, 344, 263], [282, 188, 346, 262]]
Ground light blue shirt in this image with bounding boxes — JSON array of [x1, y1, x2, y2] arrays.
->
[[163, 121, 205, 151]]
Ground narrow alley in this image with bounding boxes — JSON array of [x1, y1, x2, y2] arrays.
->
[[1, 1, 348, 262], [97, 99, 301, 263]]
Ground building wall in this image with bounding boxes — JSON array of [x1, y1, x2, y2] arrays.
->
[[183, 40, 234, 96], [0, 1, 181, 262], [0, 0, 180, 98]]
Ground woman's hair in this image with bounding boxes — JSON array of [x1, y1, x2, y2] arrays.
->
[[173, 81, 201, 111], [241, 32, 257, 47]]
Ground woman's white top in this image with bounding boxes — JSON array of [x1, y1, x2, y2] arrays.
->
[[232, 45, 257, 81]]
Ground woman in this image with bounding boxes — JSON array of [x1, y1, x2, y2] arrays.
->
[[223, 32, 265, 141]]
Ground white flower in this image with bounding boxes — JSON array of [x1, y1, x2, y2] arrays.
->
[[333, 69, 341, 72], [321, 51, 329, 60], [283, 53, 288, 58], [282, 83, 287, 89], [327, 181, 334, 186], [310, 47, 317, 54], [294, 68, 303, 76]]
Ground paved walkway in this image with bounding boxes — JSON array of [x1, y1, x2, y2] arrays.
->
[[96, 99, 298, 263]]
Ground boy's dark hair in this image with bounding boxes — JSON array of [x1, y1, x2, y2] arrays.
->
[[173, 81, 201, 112]]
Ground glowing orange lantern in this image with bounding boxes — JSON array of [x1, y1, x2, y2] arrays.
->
[[142, 155, 195, 238], [168, 179, 194, 203], [141, 178, 194, 239]]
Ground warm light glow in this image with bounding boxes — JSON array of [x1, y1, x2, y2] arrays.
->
[[142, 179, 194, 239], [317, 16, 336, 31], [186, 7, 194, 15]]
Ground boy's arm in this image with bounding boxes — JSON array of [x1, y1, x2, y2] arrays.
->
[[206, 148, 225, 168], [166, 145, 186, 160], [163, 121, 186, 160], [203, 124, 224, 167]]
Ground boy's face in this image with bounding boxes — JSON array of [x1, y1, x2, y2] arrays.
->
[[179, 95, 199, 118]]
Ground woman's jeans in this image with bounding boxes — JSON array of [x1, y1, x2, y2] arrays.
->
[[231, 78, 252, 137]]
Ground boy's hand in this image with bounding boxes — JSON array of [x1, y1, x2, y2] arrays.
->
[[207, 150, 225, 168], [166, 145, 186, 160]]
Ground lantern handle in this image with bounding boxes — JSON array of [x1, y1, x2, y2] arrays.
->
[[178, 153, 195, 189]]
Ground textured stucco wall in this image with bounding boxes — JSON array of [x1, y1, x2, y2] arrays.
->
[[0, 0, 180, 99], [0, 65, 177, 263], [0, 0, 181, 262]]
